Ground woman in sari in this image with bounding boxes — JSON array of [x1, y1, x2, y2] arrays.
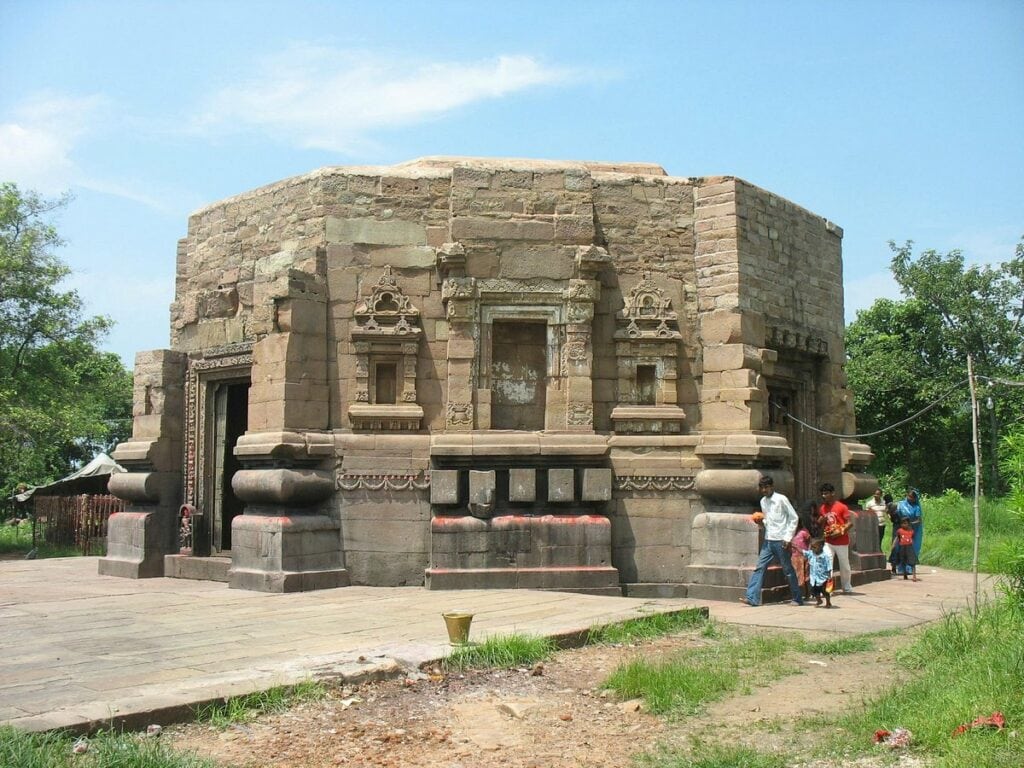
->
[[895, 489, 923, 575]]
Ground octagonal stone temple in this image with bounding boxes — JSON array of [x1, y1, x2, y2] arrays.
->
[[98, 157, 888, 599]]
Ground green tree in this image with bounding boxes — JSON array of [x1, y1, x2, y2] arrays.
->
[[0, 183, 132, 498], [846, 239, 1024, 495]]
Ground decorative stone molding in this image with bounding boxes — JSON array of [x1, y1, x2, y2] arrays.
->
[[840, 438, 878, 501], [348, 266, 424, 431], [336, 472, 431, 492], [346, 404, 424, 431], [615, 274, 683, 341], [615, 475, 697, 492], [232, 468, 335, 506], [435, 241, 467, 281], [183, 346, 253, 508], [611, 274, 685, 433], [766, 325, 828, 358], [446, 401, 474, 428], [609, 405, 686, 434], [567, 403, 594, 426]]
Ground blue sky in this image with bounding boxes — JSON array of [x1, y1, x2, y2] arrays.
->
[[2, 0, 1022, 367]]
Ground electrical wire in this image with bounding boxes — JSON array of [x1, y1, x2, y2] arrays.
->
[[772, 373, 1024, 439]]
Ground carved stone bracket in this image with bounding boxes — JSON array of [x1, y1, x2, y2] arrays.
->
[[766, 325, 828, 358]]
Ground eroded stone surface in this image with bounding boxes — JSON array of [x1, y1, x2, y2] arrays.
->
[[106, 157, 880, 596]]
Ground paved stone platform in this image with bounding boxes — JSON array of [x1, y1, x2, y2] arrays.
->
[[0, 558, 993, 734]]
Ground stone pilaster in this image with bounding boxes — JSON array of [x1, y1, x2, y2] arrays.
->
[[228, 270, 348, 592], [441, 276, 477, 431], [99, 350, 187, 579]]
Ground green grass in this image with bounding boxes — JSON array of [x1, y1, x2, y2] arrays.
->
[[826, 600, 1024, 768], [0, 726, 216, 767], [586, 609, 707, 645], [876, 491, 1023, 572], [798, 634, 876, 656], [634, 601, 1023, 767], [0, 519, 92, 559], [635, 743, 790, 768], [603, 630, 803, 717], [443, 632, 555, 671], [195, 681, 325, 728]]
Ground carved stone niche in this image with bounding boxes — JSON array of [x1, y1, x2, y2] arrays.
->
[[610, 273, 687, 435], [348, 266, 424, 431]]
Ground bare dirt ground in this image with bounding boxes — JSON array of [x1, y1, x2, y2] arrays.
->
[[165, 624, 918, 768]]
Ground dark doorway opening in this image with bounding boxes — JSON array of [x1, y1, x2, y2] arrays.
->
[[491, 321, 547, 430], [210, 380, 249, 553]]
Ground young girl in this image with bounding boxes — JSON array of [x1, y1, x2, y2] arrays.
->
[[891, 518, 919, 581], [790, 513, 812, 600], [802, 538, 834, 608]]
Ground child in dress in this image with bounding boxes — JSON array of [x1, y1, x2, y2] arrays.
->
[[802, 537, 834, 608], [790, 515, 812, 601], [891, 517, 919, 581]]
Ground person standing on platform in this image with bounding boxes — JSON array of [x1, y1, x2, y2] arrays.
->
[[740, 475, 803, 607], [866, 488, 888, 553], [818, 482, 854, 594]]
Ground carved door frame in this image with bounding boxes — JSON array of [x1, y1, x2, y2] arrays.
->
[[183, 345, 253, 554]]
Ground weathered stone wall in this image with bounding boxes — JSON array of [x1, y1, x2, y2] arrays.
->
[[333, 433, 432, 586], [734, 179, 854, 481], [171, 174, 329, 354], [128, 157, 882, 595], [591, 172, 700, 431], [323, 166, 450, 430]]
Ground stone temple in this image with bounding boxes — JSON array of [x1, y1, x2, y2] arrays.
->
[[98, 157, 887, 598]]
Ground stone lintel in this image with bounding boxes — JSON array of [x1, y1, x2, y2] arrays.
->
[[607, 435, 700, 448], [234, 430, 331, 462], [695, 432, 791, 460]]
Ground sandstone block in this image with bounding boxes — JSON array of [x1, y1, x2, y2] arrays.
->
[[327, 217, 427, 246], [548, 468, 575, 503], [581, 468, 612, 501], [509, 468, 536, 502]]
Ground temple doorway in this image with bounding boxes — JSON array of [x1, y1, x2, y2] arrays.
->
[[205, 379, 249, 554]]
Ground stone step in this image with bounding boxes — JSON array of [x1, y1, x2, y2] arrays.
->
[[164, 555, 231, 583]]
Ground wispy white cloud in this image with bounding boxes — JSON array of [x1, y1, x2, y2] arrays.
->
[[0, 93, 188, 215], [192, 46, 575, 152], [0, 93, 104, 194]]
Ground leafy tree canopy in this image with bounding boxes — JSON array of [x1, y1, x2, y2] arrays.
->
[[0, 183, 132, 498], [846, 239, 1024, 495]]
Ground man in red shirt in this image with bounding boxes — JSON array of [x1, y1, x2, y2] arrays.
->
[[817, 482, 853, 594]]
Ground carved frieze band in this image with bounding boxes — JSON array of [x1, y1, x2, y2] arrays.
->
[[615, 475, 697, 492], [335, 473, 431, 492]]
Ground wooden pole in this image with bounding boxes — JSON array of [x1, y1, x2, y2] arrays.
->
[[967, 354, 982, 605]]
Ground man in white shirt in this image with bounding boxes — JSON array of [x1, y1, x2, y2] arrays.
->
[[865, 488, 888, 553], [740, 475, 803, 606]]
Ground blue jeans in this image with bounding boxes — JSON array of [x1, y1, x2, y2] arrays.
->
[[745, 539, 802, 605]]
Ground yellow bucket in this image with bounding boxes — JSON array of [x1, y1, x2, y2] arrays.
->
[[442, 612, 474, 645]]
